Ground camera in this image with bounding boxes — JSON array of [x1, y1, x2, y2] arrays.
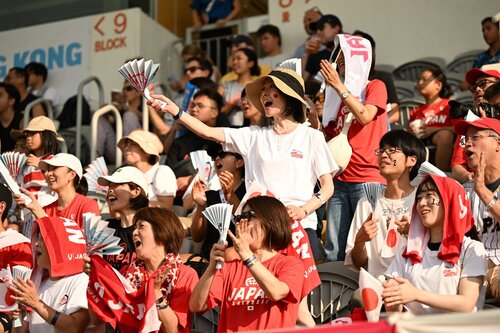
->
[[449, 100, 500, 119]]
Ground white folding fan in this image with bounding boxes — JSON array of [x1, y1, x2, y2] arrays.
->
[[362, 182, 386, 212], [202, 203, 233, 269], [0, 152, 27, 182], [277, 58, 302, 77], [189, 150, 221, 191], [84, 157, 109, 194], [410, 161, 447, 187], [83, 213, 123, 256], [118, 58, 167, 109], [0, 158, 31, 206], [11, 265, 32, 328]]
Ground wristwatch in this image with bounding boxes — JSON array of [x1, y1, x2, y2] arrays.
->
[[340, 91, 350, 100]]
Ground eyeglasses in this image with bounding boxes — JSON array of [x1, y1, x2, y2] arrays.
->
[[123, 86, 135, 92], [189, 102, 217, 110], [374, 147, 403, 156], [415, 76, 435, 86], [233, 211, 255, 223], [460, 134, 500, 147], [469, 79, 497, 92], [184, 66, 202, 74]]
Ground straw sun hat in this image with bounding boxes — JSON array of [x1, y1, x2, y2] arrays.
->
[[245, 68, 308, 114]]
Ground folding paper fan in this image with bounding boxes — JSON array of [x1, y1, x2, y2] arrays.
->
[[0, 152, 27, 181], [202, 203, 233, 269], [84, 157, 109, 194], [0, 158, 31, 206], [118, 58, 166, 108], [83, 213, 123, 256], [362, 182, 385, 212], [410, 161, 447, 187], [277, 58, 302, 77], [10, 265, 32, 328], [189, 150, 221, 191]]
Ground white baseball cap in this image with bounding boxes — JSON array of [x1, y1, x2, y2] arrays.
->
[[38, 153, 83, 178], [97, 166, 148, 195]]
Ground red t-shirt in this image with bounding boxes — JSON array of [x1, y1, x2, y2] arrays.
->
[[165, 265, 198, 333], [324, 80, 388, 183], [409, 98, 454, 127], [278, 220, 320, 298], [43, 193, 100, 228], [0, 231, 32, 269], [207, 254, 304, 332], [451, 136, 468, 168]]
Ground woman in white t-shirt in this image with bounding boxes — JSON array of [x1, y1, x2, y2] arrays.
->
[[383, 175, 487, 315], [118, 129, 177, 209], [149, 69, 337, 257]]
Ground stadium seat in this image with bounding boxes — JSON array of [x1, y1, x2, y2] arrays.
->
[[445, 72, 465, 95], [450, 90, 473, 104], [393, 98, 425, 130], [192, 307, 220, 333], [446, 50, 483, 74], [394, 80, 418, 100], [308, 261, 359, 324], [393, 60, 441, 81]]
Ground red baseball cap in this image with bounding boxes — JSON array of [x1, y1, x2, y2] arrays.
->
[[455, 118, 500, 136], [465, 68, 500, 84]]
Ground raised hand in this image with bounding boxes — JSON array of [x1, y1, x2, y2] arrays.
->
[[395, 215, 410, 236], [228, 218, 254, 261], [219, 171, 234, 201], [192, 179, 208, 207], [355, 213, 378, 244]]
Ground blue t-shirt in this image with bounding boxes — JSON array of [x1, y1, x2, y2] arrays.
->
[[473, 49, 500, 68], [191, 0, 233, 23]]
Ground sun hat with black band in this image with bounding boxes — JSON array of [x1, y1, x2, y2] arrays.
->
[[117, 130, 163, 164], [245, 68, 308, 115]]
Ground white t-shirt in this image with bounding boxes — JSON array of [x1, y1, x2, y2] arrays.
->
[[258, 53, 290, 70], [223, 124, 338, 229], [28, 273, 89, 333], [345, 188, 416, 277], [145, 163, 177, 202], [385, 237, 487, 315]]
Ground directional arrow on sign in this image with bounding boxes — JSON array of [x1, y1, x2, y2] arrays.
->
[[94, 16, 105, 36]]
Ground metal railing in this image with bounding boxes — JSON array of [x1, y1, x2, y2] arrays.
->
[[90, 104, 123, 170], [23, 98, 54, 128], [76, 76, 105, 159]]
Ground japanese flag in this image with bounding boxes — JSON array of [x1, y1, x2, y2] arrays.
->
[[381, 212, 401, 258], [359, 268, 383, 322]]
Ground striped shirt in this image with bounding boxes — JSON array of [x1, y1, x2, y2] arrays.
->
[[464, 180, 500, 265]]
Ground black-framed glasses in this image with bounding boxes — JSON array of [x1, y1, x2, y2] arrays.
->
[[374, 147, 403, 156], [415, 76, 435, 87], [460, 134, 500, 147], [234, 211, 255, 223], [184, 66, 202, 74], [469, 79, 497, 92], [123, 86, 135, 92]]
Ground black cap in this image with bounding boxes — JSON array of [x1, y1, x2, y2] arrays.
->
[[309, 14, 342, 32], [228, 34, 254, 47]]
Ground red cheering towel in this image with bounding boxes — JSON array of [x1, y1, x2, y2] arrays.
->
[[34, 216, 86, 277], [404, 175, 473, 265], [87, 255, 161, 333]]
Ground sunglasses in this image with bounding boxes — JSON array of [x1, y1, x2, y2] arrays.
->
[[234, 211, 255, 223], [123, 86, 135, 92], [216, 151, 239, 159], [313, 93, 325, 104], [184, 66, 202, 74]]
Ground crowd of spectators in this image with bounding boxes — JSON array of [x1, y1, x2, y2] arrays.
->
[[0, 3, 499, 332]]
